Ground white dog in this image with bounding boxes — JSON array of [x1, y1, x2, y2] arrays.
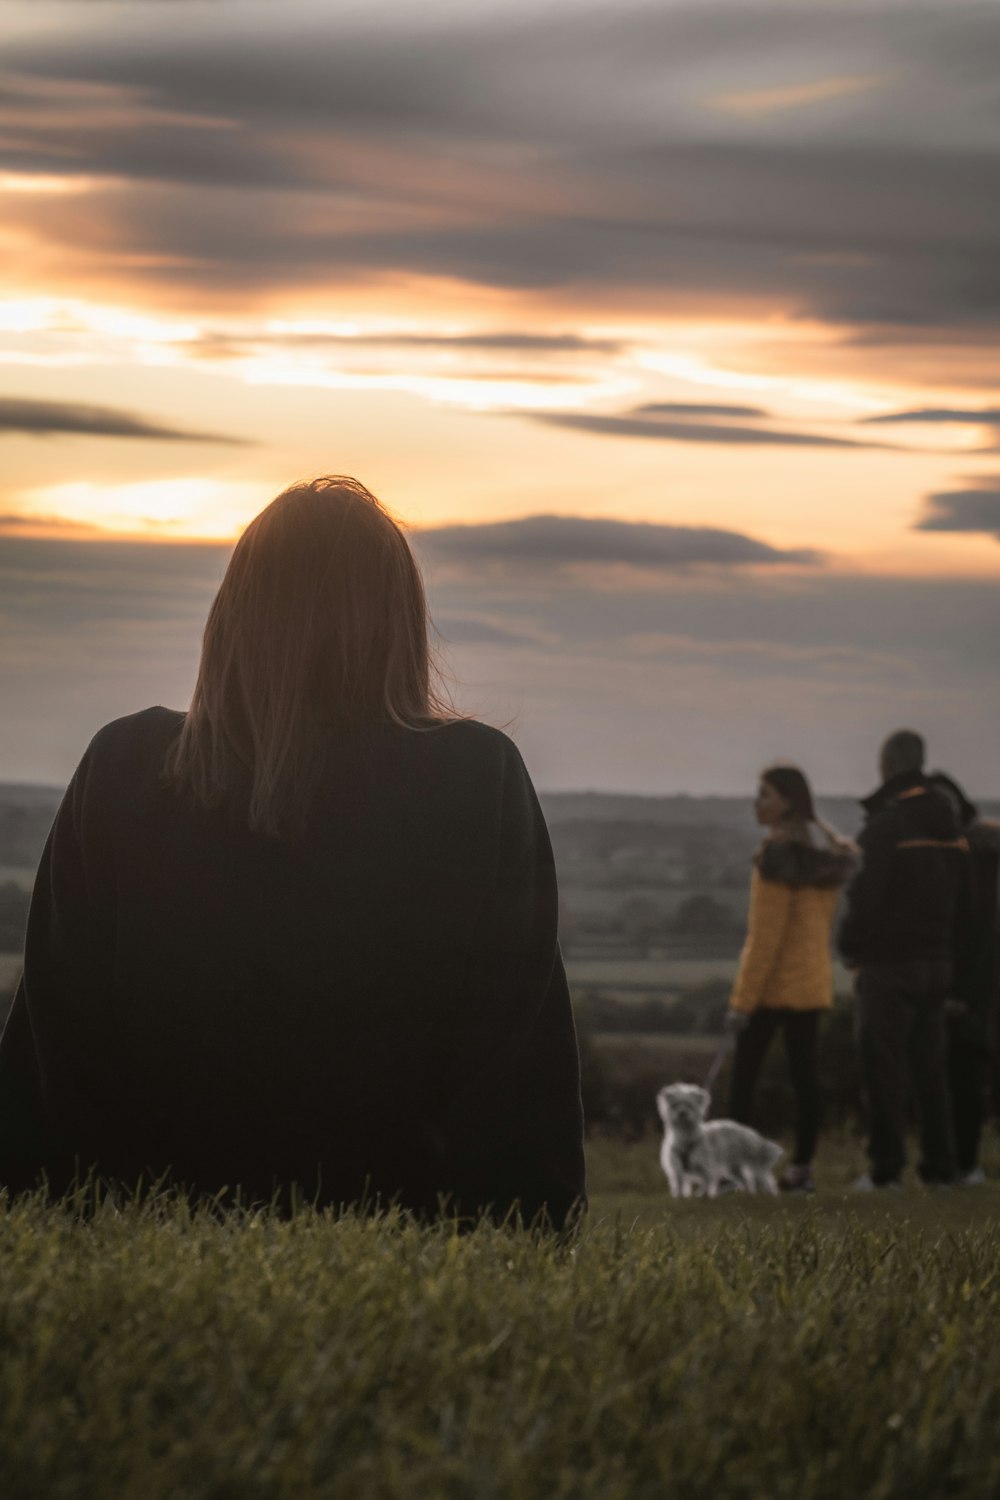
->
[[656, 1083, 783, 1198]]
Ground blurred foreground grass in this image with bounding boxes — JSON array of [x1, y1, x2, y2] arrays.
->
[[2, 1132, 999, 1499]]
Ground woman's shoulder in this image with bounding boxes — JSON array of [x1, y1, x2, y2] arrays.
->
[[88, 706, 185, 754], [421, 716, 526, 768], [756, 833, 859, 890], [82, 706, 185, 777]]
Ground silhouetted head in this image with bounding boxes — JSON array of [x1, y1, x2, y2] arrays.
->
[[755, 764, 817, 828], [166, 475, 451, 838], [879, 728, 925, 783]]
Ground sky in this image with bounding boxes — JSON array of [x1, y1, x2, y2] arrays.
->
[[1, 0, 998, 796]]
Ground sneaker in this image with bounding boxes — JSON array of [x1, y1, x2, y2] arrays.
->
[[780, 1165, 815, 1193], [852, 1172, 902, 1192], [957, 1167, 985, 1187]]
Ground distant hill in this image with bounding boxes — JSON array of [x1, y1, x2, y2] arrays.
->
[[0, 783, 61, 870], [1, 781, 997, 879], [541, 791, 999, 829]]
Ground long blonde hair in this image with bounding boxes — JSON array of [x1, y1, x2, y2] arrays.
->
[[165, 475, 453, 838]]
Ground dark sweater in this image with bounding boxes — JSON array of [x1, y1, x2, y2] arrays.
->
[[838, 771, 971, 968], [0, 708, 586, 1223]]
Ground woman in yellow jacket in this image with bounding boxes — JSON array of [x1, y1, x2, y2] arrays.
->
[[728, 765, 857, 1192]]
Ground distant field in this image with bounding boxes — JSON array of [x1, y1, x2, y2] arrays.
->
[[567, 956, 737, 988], [560, 882, 749, 917]]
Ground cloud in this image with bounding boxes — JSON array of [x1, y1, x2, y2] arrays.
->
[[433, 616, 536, 647], [417, 514, 822, 569], [2, 533, 998, 793], [191, 329, 628, 359], [528, 410, 889, 449], [865, 407, 1000, 425], [709, 73, 888, 118], [0, 397, 248, 445], [0, 512, 104, 537], [2, 3, 999, 336], [914, 483, 1000, 539], [633, 402, 769, 420]]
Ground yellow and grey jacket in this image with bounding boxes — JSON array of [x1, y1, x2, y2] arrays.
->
[[731, 833, 858, 1015]]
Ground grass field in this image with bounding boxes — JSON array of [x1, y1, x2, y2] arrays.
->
[[2, 1131, 999, 1499]]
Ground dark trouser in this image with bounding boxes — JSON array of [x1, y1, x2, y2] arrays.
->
[[729, 1009, 822, 1167], [946, 1016, 988, 1174], [855, 960, 955, 1185]]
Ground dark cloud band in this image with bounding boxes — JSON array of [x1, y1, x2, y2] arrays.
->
[[914, 485, 1000, 539], [866, 408, 1000, 426], [528, 410, 889, 450], [0, 397, 247, 445], [634, 402, 769, 420], [2, 3, 999, 336], [417, 513, 822, 568]]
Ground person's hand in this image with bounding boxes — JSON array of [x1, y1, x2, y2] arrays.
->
[[725, 1009, 750, 1034]]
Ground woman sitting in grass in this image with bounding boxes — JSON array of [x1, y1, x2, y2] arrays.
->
[[0, 476, 586, 1225], [727, 765, 857, 1193]]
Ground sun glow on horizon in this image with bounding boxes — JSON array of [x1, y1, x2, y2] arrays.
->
[[13, 479, 262, 540]]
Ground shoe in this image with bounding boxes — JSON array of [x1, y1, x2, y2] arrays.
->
[[957, 1167, 985, 1187], [780, 1165, 815, 1193], [852, 1173, 902, 1192]]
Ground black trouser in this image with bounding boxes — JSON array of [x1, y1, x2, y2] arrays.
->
[[729, 1009, 822, 1167], [946, 1016, 988, 1174], [855, 960, 955, 1185]]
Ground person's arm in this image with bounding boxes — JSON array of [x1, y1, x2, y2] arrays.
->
[[437, 740, 586, 1228], [729, 869, 793, 1016], [837, 817, 893, 967]]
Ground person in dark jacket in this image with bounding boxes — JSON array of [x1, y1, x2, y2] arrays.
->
[[0, 475, 587, 1225], [927, 773, 1000, 1186], [839, 729, 970, 1189]]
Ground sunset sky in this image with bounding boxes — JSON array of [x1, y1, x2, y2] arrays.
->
[[2, 0, 998, 798]]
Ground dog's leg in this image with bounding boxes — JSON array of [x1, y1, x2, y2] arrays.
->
[[661, 1144, 681, 1198]]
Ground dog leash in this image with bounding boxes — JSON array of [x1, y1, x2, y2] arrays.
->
[[702, 1031, 736, 1094]]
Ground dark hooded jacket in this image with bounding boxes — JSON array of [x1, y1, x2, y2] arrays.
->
[[924, 774, 1000, 1050], [838, 771, 971, 968], [952, 818, 1000, 1050], [0, 708, 586, 1223]]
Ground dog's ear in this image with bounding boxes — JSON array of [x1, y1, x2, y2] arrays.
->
[[655, 1088, 670, 1122], [693, 1087, 711, 1116]]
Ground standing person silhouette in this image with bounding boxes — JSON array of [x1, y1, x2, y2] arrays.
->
[[727, 765, 857, 1193], [839, 729, 969, 1190], [0, 476, 586, 1225], [926, 772, 1000, 1186]]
